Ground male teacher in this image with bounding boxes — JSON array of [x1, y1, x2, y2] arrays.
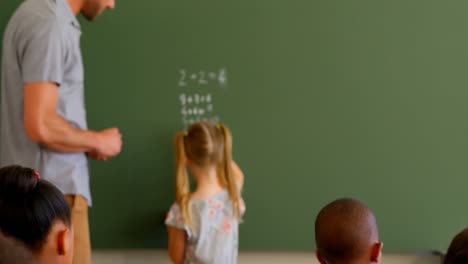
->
[[1, 0, 122, 263]]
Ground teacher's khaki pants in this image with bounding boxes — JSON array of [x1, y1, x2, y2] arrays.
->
[[66, 195, 91, 264]]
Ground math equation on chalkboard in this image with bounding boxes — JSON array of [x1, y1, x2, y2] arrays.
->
[[177, 68, 227, 128], [178, 68, 227, 87]]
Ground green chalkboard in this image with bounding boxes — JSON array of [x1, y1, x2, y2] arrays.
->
[[2, 0, 468, 252]]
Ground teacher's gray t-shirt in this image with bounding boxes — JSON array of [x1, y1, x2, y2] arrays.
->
[[1, 0, 91, 204]]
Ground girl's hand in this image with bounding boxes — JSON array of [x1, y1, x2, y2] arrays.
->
[[231, 160, 244, 191]]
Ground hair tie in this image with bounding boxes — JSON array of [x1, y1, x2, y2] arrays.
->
[[216, 124, 222, 129], [183, 131, 188, 136], [34, 171, 41, 180]]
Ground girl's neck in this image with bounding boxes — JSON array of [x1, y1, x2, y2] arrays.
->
[[191, 165, 224, 199]]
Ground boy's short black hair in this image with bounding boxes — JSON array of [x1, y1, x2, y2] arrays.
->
[[444, 227, 468, 264]]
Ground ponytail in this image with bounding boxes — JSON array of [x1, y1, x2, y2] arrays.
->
[[175, 132, 193, 227], [0, 165, 71, 252], [218, 125, 241, 220]]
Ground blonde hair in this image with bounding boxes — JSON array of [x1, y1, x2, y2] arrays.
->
[[174, 121, 241, 228]]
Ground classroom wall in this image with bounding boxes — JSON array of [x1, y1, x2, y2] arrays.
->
[[92, 250, 442, 264], [81, 0, 468, 251]]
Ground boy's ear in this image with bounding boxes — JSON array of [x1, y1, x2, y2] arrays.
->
[[316, 250, 327, 264], [370, 241, 383, 263]]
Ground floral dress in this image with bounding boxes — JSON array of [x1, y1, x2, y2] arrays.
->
[[165, 190, 246, 264]]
